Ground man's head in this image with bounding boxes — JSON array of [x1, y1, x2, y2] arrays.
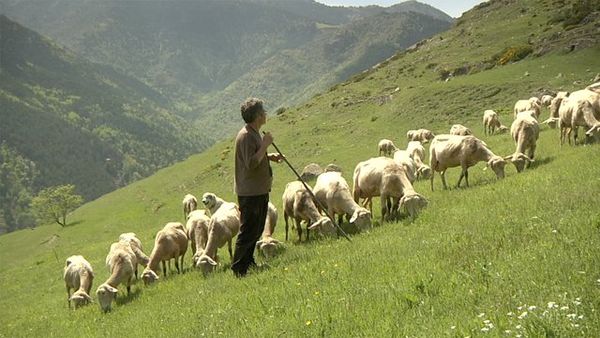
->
[[241, 98, 266, 124]]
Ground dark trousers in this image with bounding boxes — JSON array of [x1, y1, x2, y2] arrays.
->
[[231, 194, 269, 276]]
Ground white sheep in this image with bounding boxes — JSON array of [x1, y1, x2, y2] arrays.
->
[[118, 232, 149, 279], [186, 209, 211, 267], [378, 139, 398, 157], [483, 110, 501, 135], [559, 97, 600, 145], [406, 141, 432, 179], [256, 202, 283, 259], [406, 129, 435, 143], [141, 222, 188, 284], [393, 149, 418, 184], [541, 94, 554, 107], [182, 194, 198, 220], [96, 241, 137, 313], [63, 255, 94, 309], [282, 180, 336, 242], [514, 97, 541, 119], [429, 134, 507, 191], [505, 114, 539, 172], [353, 157, 427, 222], [313, 171, 372, 232], [450, 124, 473, 136], [196, 194, 241, 275]]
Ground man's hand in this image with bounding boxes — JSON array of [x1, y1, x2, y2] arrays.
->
[[268, 153, 285, 163], [262, 132, 273, 147]]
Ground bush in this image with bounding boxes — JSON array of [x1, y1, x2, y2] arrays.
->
[[494, 45, 533, 65]]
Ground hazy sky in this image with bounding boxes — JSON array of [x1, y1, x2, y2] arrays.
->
[[315, 0, 487, 18]]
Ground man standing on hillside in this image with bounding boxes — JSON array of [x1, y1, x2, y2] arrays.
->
[[232, 97, 283, 277]]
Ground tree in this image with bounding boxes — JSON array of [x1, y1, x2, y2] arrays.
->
[[31, 184, 83, 227], [0, 143, 38, 232]]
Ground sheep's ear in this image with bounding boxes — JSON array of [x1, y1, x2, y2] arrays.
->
[[504, 155, 513, 160], [349, 211, 359, 224], [256, 240, 263, 247], [107, 285, 118, 294], [308, 221, 321, 230]]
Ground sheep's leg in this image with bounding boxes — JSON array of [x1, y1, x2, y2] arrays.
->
[[430, 170, 435, 191], [573, 127, 579, 145], [228, 239, 233, 260], [162, 260, 167, 277], [464, 169, 469, 187], [527, 145, 536, 168], [566, 127, 572, 145], [134, 263, 138, 280], [295, 218, 303, 242], [175, 257, 180, 274], [441, 171, 448, 190], [66, 287, 71, 308], [284, 213, 289, 241], [457, 171, 464, 188], [380, 195, 388, 223]]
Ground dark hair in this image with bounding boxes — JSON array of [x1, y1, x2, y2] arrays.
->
[[240, 98, 265, 123]]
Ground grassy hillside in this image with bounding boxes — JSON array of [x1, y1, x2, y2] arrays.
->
[[1, 0, 600, 336]]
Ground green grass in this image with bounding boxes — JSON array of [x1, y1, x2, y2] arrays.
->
[[1, 0, 600, 336]]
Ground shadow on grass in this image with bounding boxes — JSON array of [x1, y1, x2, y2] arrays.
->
[[528, 156, 555, 169], [115, 287, 142, 306], [63, 220, 84, 228]]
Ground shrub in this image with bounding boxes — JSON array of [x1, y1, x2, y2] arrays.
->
[[494, 45, 534, 65]]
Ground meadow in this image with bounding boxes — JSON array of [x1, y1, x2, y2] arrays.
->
[[1, 0, 600, 336]]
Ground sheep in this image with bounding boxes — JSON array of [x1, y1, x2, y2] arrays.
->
[[450, 124, 473, 136], [406, 129, 435, 143], [514, 97, 541, 119], [542, 92, 570, 128], [282, 180, 336, 242], [559, 97, 600, 145], [96, 241, 137, 313], [353, 157, 427, 222], [195, 197, 241, 275], [118, 232, 149, 280], [182, 194, 198, 220], [541, 94, 554, 107], [141, 222, 188, 285], [406, 141, 432, 179], [505, 114, 539, 172], [429, 134, 507, 191], [483, 110, 502, 135], [393, 150, 418, 184], [63, 255, 94, 309], [186, 209, 211, 267], [313, 171, 372, 232], [256, 202, 283, 259], [378, 139, 398, 157]]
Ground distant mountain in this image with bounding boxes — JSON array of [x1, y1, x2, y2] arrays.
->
[[0, 15, 211, 200], [1, 0, 452, 139]]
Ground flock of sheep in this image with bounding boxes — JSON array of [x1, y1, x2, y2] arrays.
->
[[63, 80, 600, 313]]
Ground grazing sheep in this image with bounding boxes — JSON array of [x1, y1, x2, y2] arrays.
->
[[96, 241, 137, 313], [141, 222, 188, 285], [195, 197, 241, 275], [429, 134, 507, 191], [450, 124, 473, 136], [282, 181, 335, 242], [407, 129, 435, 143], [182, 194, 198, 220], [378, 139, 398, 157], [118, 232, 149, 280], [313, 171, 372, 231], [256, 202, 282, 259], [393, 150, 418, 183], [483, 110, 502, 135], [505, 114, 539, 172], [514, 97, 541, 119], [543, 92, 570, 128], [559, 97, 600, 145], [63, 255, 94, 309], [541, 94, 554, 107], [353, 157, 427, 222], [186, 210, 211, 267], [406, 141, 432, 179]]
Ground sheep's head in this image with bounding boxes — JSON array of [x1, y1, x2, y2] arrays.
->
[[201, 192, 218, 212], [400, 193, 428, 219], [585, 125, 600, 137], [406, 131, 415, 140], [417, 165, 432, 180], [256, 237, 283, 259], [69, 290, 92, 308], [349, 208, 372, 230], [141, 268, 159, 285], [196, 255, 218, 275], [487, 156, 506, 179], [542, 117, 559, 129], [308, 217, 336, 237], [96, 284, 118, 313], [192, 249, 205, 266], [505, 153, 532, 173], [497, 125, 509, 134]]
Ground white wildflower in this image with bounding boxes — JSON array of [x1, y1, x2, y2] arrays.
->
[[573, 300, 582, 306], [528, 305, 537, 311], [547, 302, 557, 309], [578, 315, 584, 320], [507, 311, 514, 316], [504, 330, 512, 334], [481, 327, 489, 332], [450, 326, 456, 330], [560, 306, 569, 311], [518, 311, 528, 319], [567, 313, 577, 319], [515, 325, 522, 330], [477, 313, 486, 318]]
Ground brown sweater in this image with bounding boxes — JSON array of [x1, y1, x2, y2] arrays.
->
[[234, 125, 272, 196]]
